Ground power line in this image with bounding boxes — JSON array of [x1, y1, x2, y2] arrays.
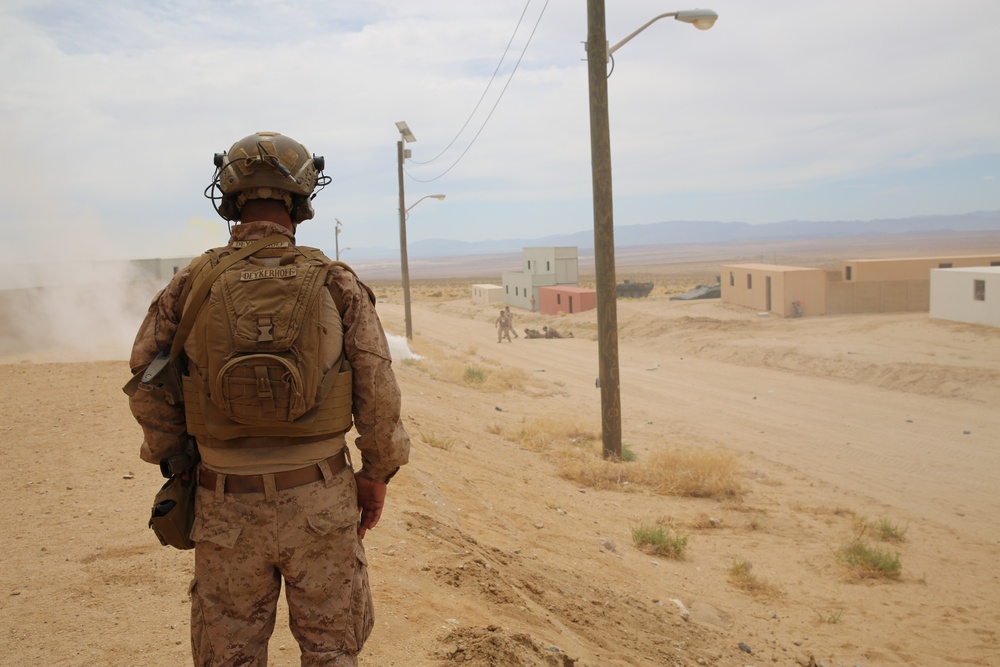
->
[[409, 0, 532, 166], [406, 0, 550, 184]]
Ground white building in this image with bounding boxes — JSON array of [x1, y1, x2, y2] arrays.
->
[[930, 267, 1000, 328], [501, 246, 579, 310], [470, 284, 504, 305]]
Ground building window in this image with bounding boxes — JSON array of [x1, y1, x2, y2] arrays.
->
[[515, 287, 519, 296], [557, 294, 562, 305], [991, 261, 1000, 267], [747, 274, 752, 289], [939, 263, 953, 269], [845, 266, 852, 281], [729, 272, 734, 286], [547, 261, 551, 271], [974, 280, 986, 301], [526, 261, 531, 270], [505, 285, 509, 293]]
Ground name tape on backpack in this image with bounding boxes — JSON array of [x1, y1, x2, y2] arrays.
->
[[240, 266, 298, 281]]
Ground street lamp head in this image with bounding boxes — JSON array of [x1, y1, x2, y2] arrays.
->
[[675, 9, 718, 30], [395, 121, 416, 143], [430, 194, 446, 201]]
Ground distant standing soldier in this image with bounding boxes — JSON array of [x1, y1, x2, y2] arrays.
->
[[504, 306, 519, 338], [496, 309, 513, 343]]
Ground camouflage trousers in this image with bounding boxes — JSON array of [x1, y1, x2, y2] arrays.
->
[[189, 465, 374, 666]]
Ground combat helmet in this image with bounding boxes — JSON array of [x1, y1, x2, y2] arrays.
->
[[206, 131, 329, 223]]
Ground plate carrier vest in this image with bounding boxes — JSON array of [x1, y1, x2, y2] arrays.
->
[[180, 238, 355, 449]]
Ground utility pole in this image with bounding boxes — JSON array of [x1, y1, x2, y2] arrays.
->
[[587, 0, 622, 459], [397, 139, 413, 340]]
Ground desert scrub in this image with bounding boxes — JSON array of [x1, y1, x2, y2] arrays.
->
[[438, 360, 545, 393], [855, 516, 908, 543], [838, 539, 902, 579], [513, 416, 600, 453], [815, 609, 844, 624], [631, 524, 687, 559], [558, 446, 742, 498], [420, 431, 456, 451], [463, 365, 486, 384], [728, 560, 782, 597]]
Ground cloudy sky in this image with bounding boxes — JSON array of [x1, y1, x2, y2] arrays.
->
[[2, 0, 998, 261]]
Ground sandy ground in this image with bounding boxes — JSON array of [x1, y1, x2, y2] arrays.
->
[[2, 236, 1000, 667]]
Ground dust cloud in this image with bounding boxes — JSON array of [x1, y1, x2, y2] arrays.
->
[[386, 334, 421, 362], [0, 261, 159, 363]]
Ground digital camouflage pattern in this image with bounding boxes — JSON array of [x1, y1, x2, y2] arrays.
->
[[129, 219, 409, 666], [191, 465, 371, 666]]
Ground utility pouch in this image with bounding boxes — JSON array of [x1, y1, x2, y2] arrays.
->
[[149, 442, 200, 550], [123, 350, 184, 406]]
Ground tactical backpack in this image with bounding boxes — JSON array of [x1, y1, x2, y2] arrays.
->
[[180, 235, 355, 448]]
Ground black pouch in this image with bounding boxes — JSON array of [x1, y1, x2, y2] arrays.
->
[[149, 473, 197, 550]]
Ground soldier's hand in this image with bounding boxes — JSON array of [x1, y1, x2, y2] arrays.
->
[[355, 474, 388, 539]]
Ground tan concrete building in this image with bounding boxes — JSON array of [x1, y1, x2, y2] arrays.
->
[[840, 255, 1000, 282], [830, 254, 1000, 314], [721, 264, 826, 317]]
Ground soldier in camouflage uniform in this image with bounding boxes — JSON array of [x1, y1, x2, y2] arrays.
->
[[128, 132, 410, 667], [542, 326, 573, 339], [495, 309, 513, 343]]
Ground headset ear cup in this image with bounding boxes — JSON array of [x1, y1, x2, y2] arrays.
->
[[218, 195, 239, 221], [290, 197, 314, 223]]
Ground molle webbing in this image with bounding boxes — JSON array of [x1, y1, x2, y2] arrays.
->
[[180, 242, 354, 446], [182, 363, 353, 446]]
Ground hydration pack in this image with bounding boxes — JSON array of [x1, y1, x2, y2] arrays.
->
[[181, 239, 354, 448]]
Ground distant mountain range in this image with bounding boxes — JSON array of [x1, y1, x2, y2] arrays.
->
[[350, 210, 1000, 261]]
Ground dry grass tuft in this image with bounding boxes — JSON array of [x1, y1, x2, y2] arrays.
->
[[728, 560, 783, 598], [641, 448, 743, 498], [420, 431, 456, 452], [855, 515, 908, 543], [444, 370, 741, 497], [512, 416, 600, 453], [435, 360, 545, 394], [557, 446, 742, 498]]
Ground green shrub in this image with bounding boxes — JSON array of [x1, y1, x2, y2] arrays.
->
[[463, 366, 486, 384], [838, 540, 902, 579], [631, 524, 687, 559]]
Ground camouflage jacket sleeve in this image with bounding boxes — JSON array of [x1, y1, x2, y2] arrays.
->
[[128, 265, 192, 465], [332, 267, 411, 481]]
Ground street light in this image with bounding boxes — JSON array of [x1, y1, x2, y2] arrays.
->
[[609, 9, 717, 54], [585, 3, 717, 459], [406, 194, 447, 215], [397, 121, 416, 340], [396, 121, 447, 340]]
